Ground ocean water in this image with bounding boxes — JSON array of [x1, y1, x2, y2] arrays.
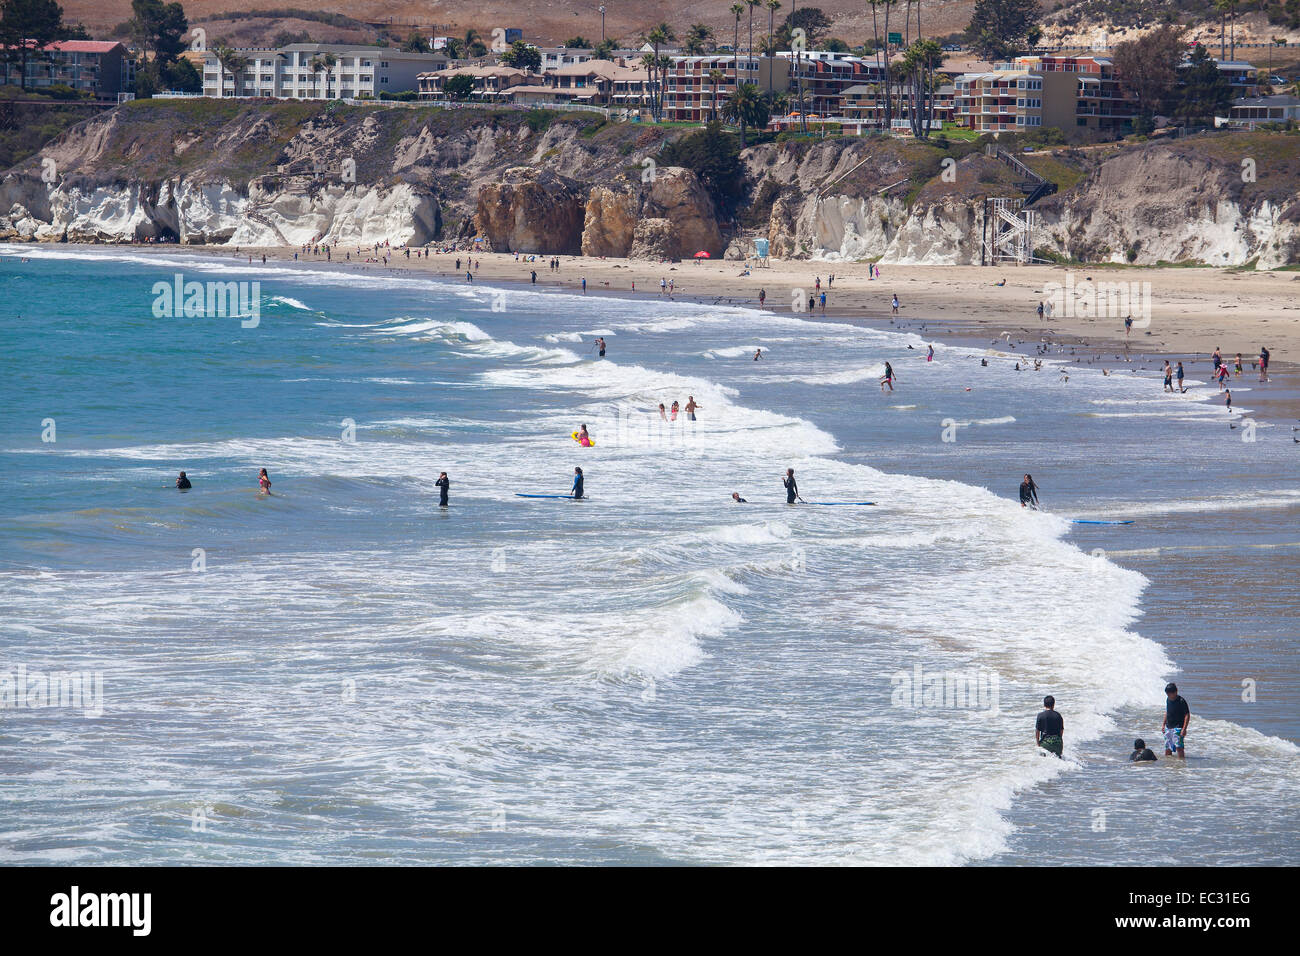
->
[[1, 246, 1296, 866]]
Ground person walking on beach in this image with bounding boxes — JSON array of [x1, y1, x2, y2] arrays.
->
[[1035, 695, 1064, 757], [581, 277, 587, 295], [1176, 361, 1186, 393], [660, 277, 667, 295], [1124, 315, 1133, 339], [1162, 682, 1190, 759], [571, 466, 585, 500], [1234, 352, 1243, 377], [880, 361, 895, 392], [759, 288, 766, 308], [819, 291, 827, 313], [685, 396, 700, 421], [1019, 474, 1040, 510], [1225, 388, 1233, 413], [530, 270, 537, 284], [1259, 346, 1270, 382], [783, 468, 800, 504], [436, 471, 449, 507], [1037, 301, 1045, 321], [258, 468, 271, 494], [1163, 361, 1174, 393], [891, 294, 900, 315]]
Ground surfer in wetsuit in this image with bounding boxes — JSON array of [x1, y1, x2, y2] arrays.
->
[[731, 492, 747, 503], [176, 471, 191, 490], [436, 471, 449, 507], [1019, 474, 1039, 509], [572, 467, 584, 499], [784, 468, 799, 504]]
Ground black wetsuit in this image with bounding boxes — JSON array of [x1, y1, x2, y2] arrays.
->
[[572, 474, 584, 499], [176, 476, 191, 489], [436, 475, 449, 506], [784, 476, 798, 504], [1019, 480, 1039, 509]]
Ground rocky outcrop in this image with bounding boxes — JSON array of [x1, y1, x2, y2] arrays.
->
[[578, 167, 723, 260], [581, 185, 638, 257], [475, 167, 587, 254]]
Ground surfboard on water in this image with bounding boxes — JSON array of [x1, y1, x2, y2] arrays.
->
[[516, 493, 581, 499], [1072, 519, 1135, 525]]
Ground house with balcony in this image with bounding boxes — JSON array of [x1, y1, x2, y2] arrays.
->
[[954, 68, 1044, 132], [0, 40, 130, 98], [417, 65, 529, 101], [201, 44, 448, 98], [661, 55, 790, 122]]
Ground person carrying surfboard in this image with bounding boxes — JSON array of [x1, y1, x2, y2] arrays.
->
[[572, 467, 585, 499], [784, 468, 800, 504]]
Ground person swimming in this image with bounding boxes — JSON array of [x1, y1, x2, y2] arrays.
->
[[176, 470, 191, 490], [1129, 738, 1158, 762], [258, 468, 271, 493], [572, 466, 585, 499], [731, 492, 747, 503]]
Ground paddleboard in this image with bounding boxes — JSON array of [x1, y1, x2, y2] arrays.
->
[[516, 493, 581, 499], [1072, 519, 1134, 525], [803, 501, 877, 506]]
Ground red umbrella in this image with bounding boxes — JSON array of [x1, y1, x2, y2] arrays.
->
[[693, 250, 710, 258]]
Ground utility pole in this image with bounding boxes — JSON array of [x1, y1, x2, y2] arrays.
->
[[600, 6, 606, 46]]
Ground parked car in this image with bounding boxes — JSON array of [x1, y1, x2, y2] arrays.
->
[[942, 44, 961, 52]]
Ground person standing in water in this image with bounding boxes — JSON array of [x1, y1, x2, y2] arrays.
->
[[783, 468, 799, 504], [1019, 474, 1039, 509], [758, 289, 766, 308], [926, 344, 934, 362], [1176, 361, 1186, 393], [577, 424, 592, 446], [1035, 695, 1064, 757], [753, 348, 762, 361], [258, 468, 271, 494], [685, 396, 700, 421], [571, 467, 585, 499], [1163, 362, 1174, 393], [176, 471, 191, 490], [670, 401, 679, 421], [595, 336, 606, 358], [1259, 346, 1270, 381], [1162, 682, 1190, 758], [880, 361, 895, 392]]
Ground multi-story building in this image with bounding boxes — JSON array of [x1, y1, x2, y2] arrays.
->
[[838, 82, 954, 131], [1038, 54, 1135, 131], [661, 55, 791, 122], [417, 65, 529, 101], [954, 66, 1044, 132], [779, 51, 885, 116], [200, 44, 448, 98], [0, 40, 131, 99], [1224, 93, 1300, 128]]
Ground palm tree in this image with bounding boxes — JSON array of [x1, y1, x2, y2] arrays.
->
[[684, 23, 714, 55], [310, 56, 326, 98], [766, 0, 781, 90], [644, 23, 675, 121], [708, 67, 725, 120], [730, 3, 744, 84], [443, 37, 462, 59], [213, 44, 239, 98], [747, 0, 761, 86], [321, 52, 337, 99], [464, 29, 486, 59], [725, 81, 763, 147]]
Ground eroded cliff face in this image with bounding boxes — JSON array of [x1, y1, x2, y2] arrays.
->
[[3, 100, 1297, 268]]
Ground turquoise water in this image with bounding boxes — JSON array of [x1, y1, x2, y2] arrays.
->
[[2, 246, 1297, 865]]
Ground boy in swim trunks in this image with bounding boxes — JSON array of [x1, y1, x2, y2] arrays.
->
[[1161, 683, 1190, 758]]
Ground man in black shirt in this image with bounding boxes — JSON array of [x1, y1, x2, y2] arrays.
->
[[1035, 695, 1064, 757], [1129, 738, 1158, 762], [1019, 474, 1039, 509], [1162, 682, 1190, 758], [435, 472, 449, 507]]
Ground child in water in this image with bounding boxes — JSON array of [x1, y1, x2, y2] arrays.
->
[[258, 468, 271, 493], [670, 401, 679, 421]]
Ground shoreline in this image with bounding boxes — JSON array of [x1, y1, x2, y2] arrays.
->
[[9, 241, 1295, 423]]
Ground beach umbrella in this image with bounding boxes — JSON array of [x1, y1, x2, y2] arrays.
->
[[694, 250, 710, 258]]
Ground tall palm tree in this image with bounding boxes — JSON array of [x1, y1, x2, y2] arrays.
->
[[684, 23, 714, 55], [747, 0, 761, 86], [731, 2, 744, 87], [708, 67, 725, 120], [213, 44, 243, 98], [321, 52, 337, 98], [766, 0, 781, 90], [310, 56, 326, 98], [644, 23, 675, 121], [725, 81, 763, 147]]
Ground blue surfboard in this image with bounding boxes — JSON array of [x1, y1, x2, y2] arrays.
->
[[516, 493, 580, 499], [1072, 519, 1134, 525], [803, 501, 877, 506]]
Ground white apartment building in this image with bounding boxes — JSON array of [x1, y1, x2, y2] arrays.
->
[[201, 44, 448, 98]]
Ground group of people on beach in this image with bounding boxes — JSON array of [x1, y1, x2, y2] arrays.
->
[[1035, 683, 1191, 762]]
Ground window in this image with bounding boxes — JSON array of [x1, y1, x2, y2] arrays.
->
[[380, 61, 389, 68]]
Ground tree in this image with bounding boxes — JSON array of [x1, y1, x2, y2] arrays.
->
[[0, 0, 66, 90], [500, 39, 541, 73], [441, 37, 462, 59], [656, 121, 745, 211], [643, 22, 674, 121], [766, 0, 780, 89], [565, 36, 591, 49], [730, 3, 743, 79], [160, 53, 200, 92], [593, 38, 617, 60], [786, 6, 832, 45], [964, 0, 1042, 62], [708, 67, 725, 120], [130, 0, 187, 65], [442, 72, 475, 100], [724, 80, 769, 147], [310, 54, 326, 97], [403, 33, 429, 53], [463, 28, 487, 59], [901, 37, 943, 138], [1113, 25, 1183, 130], [683, 23, 714, 55], [746, 0, 760, 85], [1175, 43, 1233, 127], [213, 43, 248, 98]]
